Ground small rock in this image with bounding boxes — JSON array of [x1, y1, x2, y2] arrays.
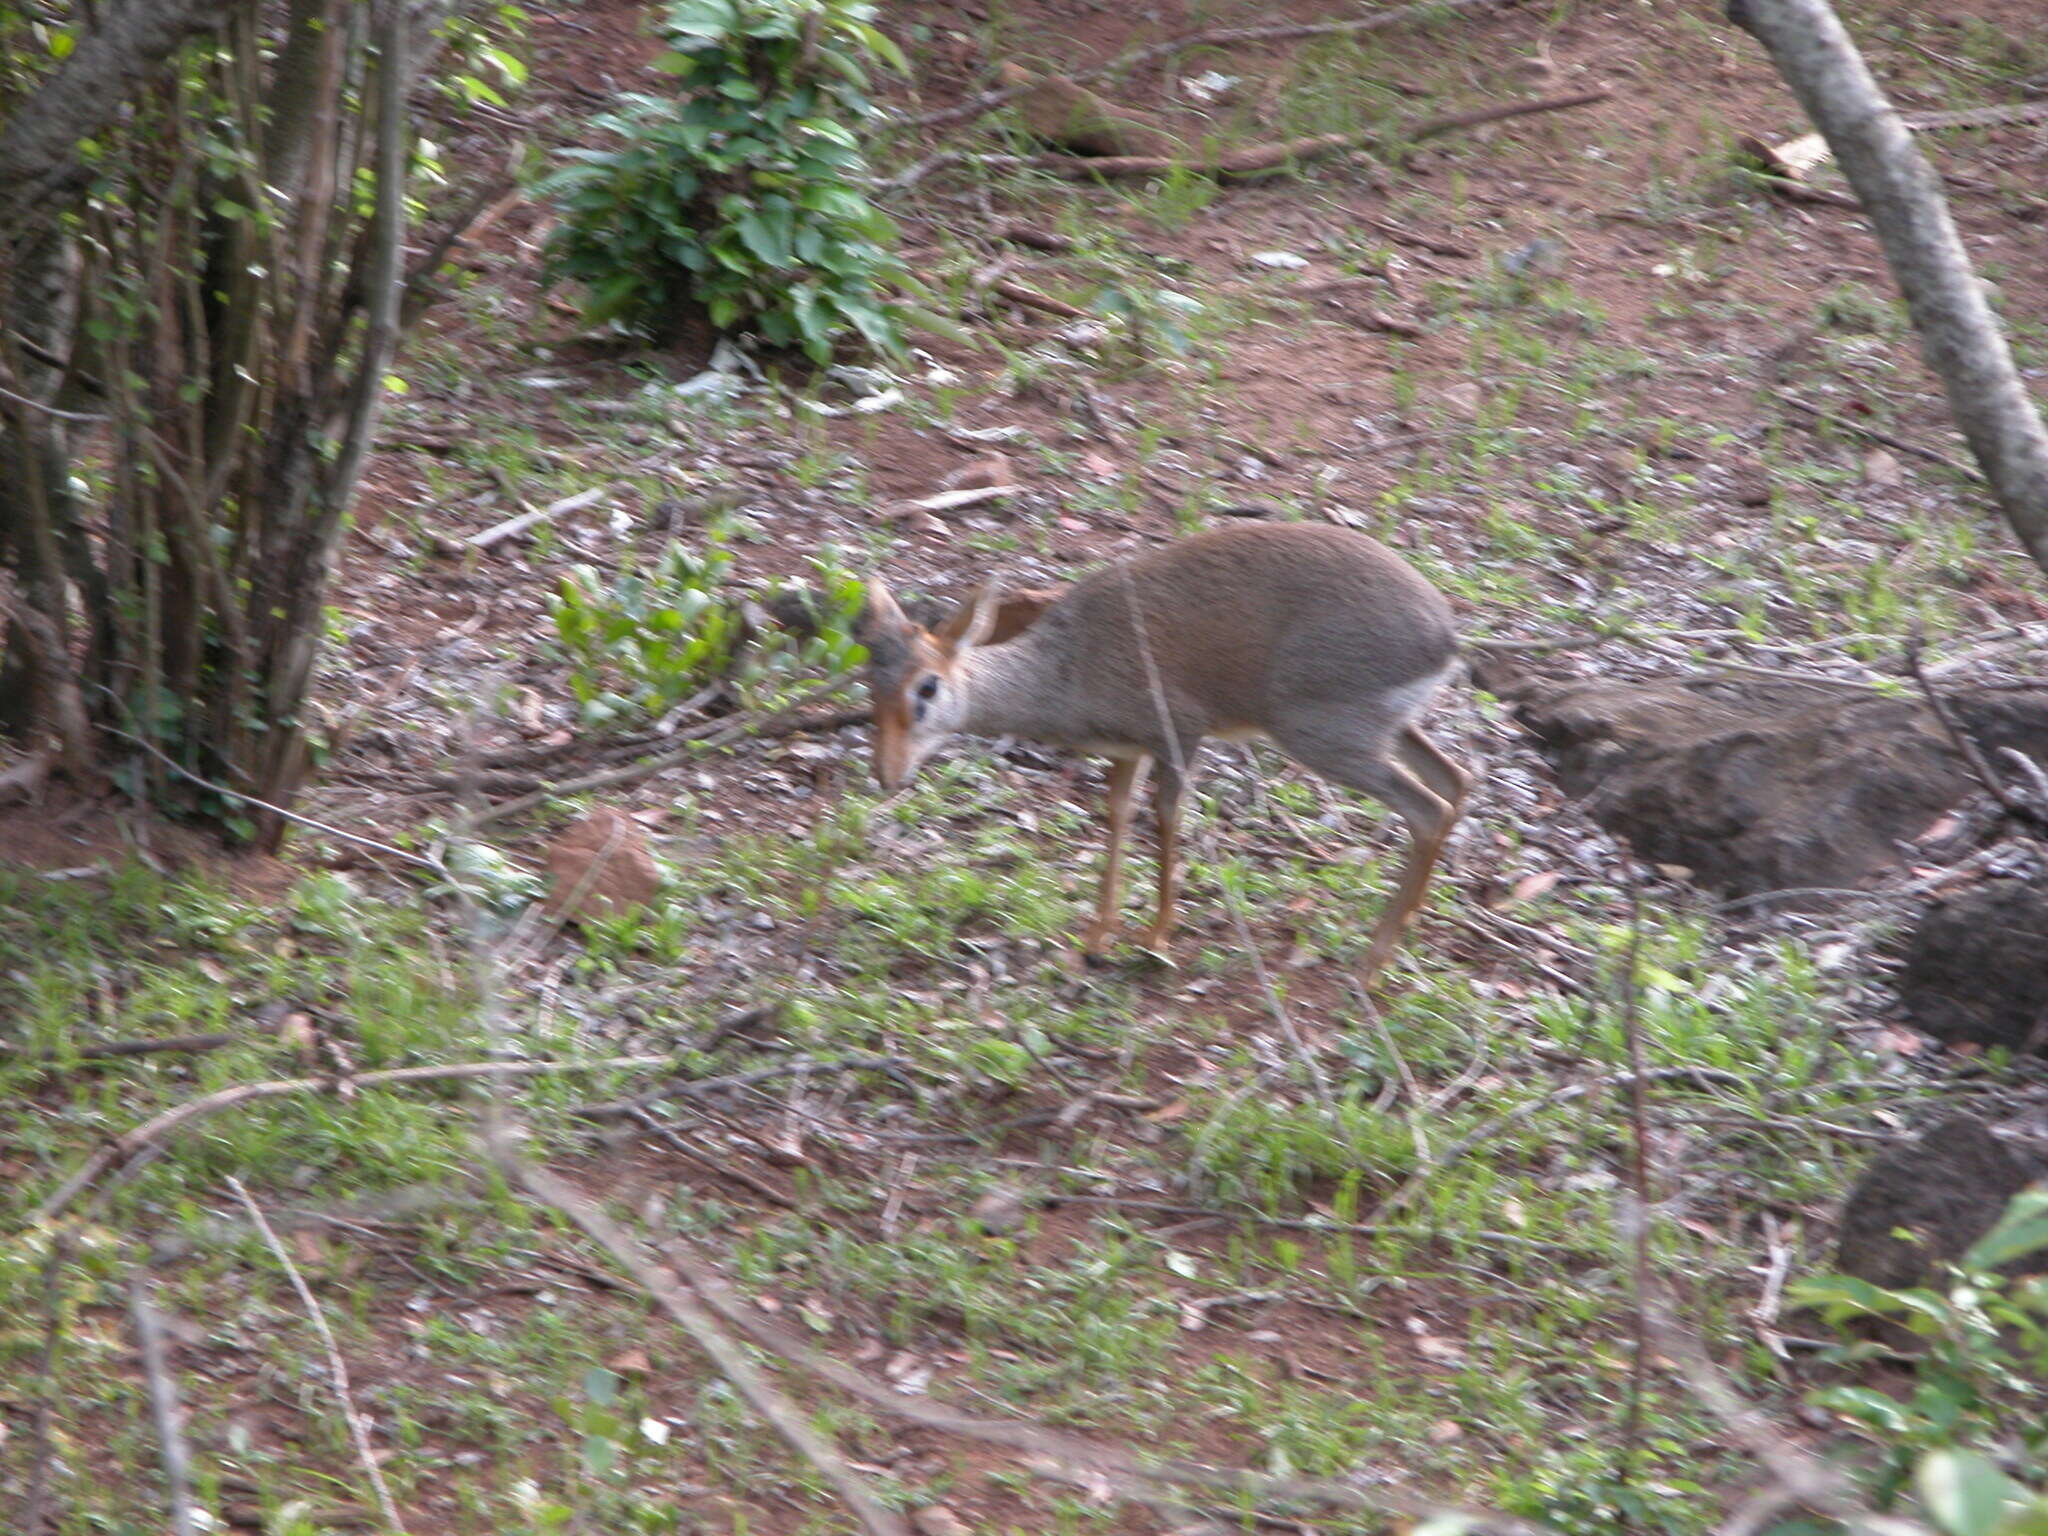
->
[[941, 454, 1016, 492], [1897, 876, 2048, 1053], [1837, 1115, 2048, 1288], [1440, 382, 1483, 417], [1862, 447, 1904, 487], [544, 809, 661, 923], [966, 1185, 1033, 1234], [1250, 250, 1309, 270], [1499, 236, 1564, 277]]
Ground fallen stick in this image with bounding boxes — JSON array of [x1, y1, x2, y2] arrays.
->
[[0, 1032, 236, 1063], [455, 700, 871, 831], [906, 0, 1519, 130], [1780, 393, 1975, 476], [460, 484, 611, 551], [1905, 634, 2048, 833], [890, 485, 1015, 518], [230, 1176, 409, 1535], [571, 1053, 908, 1121], [28, 1052, 691, 1226], [1019, 89, 1611, 180], [989, 277, 1086, 318], [129, 1273, 200, 1536], [489, 1143, 912, 1536], [1364, 214, 1476, 257]]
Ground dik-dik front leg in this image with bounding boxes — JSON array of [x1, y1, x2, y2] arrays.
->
[[1081, 755, 1148, 961], [1137, 761, 1185, 957]]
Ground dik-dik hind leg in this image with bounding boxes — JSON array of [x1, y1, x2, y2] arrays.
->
[[1081, 755, 1148, 961], [1399, 726, 1471, 813], [1279, 730, 1458, 986]]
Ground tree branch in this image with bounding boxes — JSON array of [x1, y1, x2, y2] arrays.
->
[[1727, 0, 2048, 576]]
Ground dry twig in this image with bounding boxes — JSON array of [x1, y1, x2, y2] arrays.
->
[[229, 1176, 408, 1534], [1905, 632, 2048, 833], [904, 0, 1520, 129], [129, 1272, 201, 1536], [28, 1052, 692, 1225], [485, 1137, 911, 1536], [1015, 90, 1610, 181]]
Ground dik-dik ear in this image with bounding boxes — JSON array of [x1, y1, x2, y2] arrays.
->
[[933, 580, 1003, 653], [988, 587, 1058, 646], [862, 578, 912, 636]]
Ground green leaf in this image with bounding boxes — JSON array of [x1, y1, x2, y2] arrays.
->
[[1808, 1385, 1915, 1435], [849, 21, 908, 73], [1919, 1450, 2021, 1536], [733, 210, 791, 268], [1964, 1189, 2048, 1272]]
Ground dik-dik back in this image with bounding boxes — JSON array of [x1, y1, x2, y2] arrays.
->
[[1012, 524, 1459, 756]]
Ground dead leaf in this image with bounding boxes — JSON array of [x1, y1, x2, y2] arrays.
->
[[1498, 870, 1562, 908], [608, 1348, 652, 1375], [1916, 812, 1963, 845], [913, 1507, 973, 1536], [1863, 447, 1904, 488], [1429, 1419, 1465, 1444], [940, 454, 1017, 492], [544, 808, 661, 922]]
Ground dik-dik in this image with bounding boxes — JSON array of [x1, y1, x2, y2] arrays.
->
[[861, 523, 1469, 981]]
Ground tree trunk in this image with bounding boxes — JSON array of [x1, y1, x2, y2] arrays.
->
[[0, 0, 234, 253], [1727, 0, 2048, 578]]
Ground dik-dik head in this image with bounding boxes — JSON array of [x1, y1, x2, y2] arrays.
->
[[859, 580, 1053, 790]]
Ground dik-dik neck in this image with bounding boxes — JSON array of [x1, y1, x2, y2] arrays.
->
[[957, 633, 1074, 745]]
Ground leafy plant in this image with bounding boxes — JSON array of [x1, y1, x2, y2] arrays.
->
[[549, 528, 868, 729], [541, 0, 907, 360], [1787, 1189, 2048, 1534]]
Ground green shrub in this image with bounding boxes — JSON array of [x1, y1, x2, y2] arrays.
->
[[1788, 1188, 2048, 1535], [549, 527, 868, 729], [540, 0, 906, 360]]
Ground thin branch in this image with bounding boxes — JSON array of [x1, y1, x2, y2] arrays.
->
[[1904, 633, 2048, 833], [903, 0, 1519, 129], [571, 1054, 909, 1121], [128, 1271, 200, 1536], [0, 379, 107, 422], [486, 1146, 913, 1536], [228, 1177, 408, 1535], [322, 0, 411, 504], [0, 1032, 236, 1064], [1781, 394, 1974, 477], [650, 1225, 1557, 1531], [29, 1052, 693, 1226], [1376, 1067, 1748, 1216], [98, 719, 445, 869], [455, 692, 868, 831], [20, 1233, 73, 1536], [994, 89, 1610, 181], [1614, 878, 1655, 1499]]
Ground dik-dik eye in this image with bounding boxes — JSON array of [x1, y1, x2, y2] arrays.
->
[[915, 676, 941, 702]]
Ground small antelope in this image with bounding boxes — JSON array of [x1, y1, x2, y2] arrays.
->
[[861, 523, 1469, 980]]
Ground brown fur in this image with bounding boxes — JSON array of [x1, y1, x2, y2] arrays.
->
[[861, 525, 1470, 981]]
